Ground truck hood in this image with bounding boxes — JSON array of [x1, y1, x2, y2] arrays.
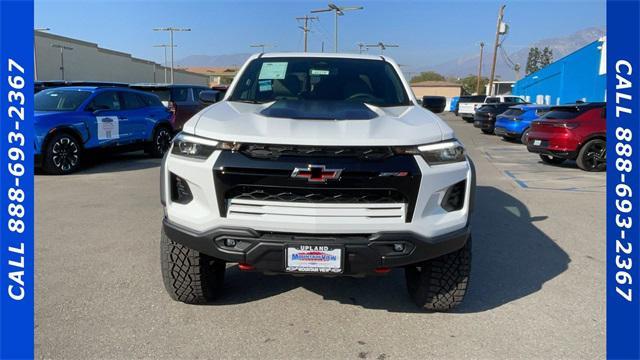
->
[[185, 100, 452, 146]]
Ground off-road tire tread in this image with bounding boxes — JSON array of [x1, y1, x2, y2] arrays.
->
[[160, 229, 225, 304], [405, 237, 471, 311]]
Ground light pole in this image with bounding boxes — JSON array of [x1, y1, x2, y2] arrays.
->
[[51, 44, 73, 80], [34, 28, 50, 81], [153, 27, 190, 84], [153, 44, 175, 83], [311, 3, 363, 53], [365, 42, 398, 54]]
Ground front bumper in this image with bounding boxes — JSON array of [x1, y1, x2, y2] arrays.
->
[[163, 217, 471, 275], [162, 148, 473, 237]]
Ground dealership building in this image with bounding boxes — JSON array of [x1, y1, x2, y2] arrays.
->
[[35, 31, 209, 85], [512, 37, 606, 105]]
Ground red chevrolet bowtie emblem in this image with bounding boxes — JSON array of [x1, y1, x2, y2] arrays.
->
[[291, 165, 343, 183]]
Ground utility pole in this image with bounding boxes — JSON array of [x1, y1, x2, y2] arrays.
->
[[311, 3, 363, 53], [296, 15, 318, 52], [153, 44, 175, 83], [476, 42, 485, 94], [514, 63, 521, 80], [321, 41, 325, 52], [487, 5, 506, 96], [51, 44, 73, 80], [34, 28, 50, 81], [153, 27, 191, 84], [357, 43, 367, 54]]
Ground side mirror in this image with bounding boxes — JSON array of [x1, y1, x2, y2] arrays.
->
[[421, 96, 447, 113], [199, 90, 220, 104]]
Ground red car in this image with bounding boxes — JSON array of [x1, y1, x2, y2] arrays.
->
[[527, 102, 606, 171]]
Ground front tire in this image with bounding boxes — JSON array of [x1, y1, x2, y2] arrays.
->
[[576, 138, 606, 172], [481, 129, 493, 134], [160, 229, 226, 304], [405, 237, 471, 311], [148, 125, 172, 158], [539, 154, 566, 165], [42, 132, 82, 175]]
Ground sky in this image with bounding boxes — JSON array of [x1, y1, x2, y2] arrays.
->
[[35, 0, 605, 69]]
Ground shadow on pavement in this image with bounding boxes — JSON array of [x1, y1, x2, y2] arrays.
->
[[35, 151, 160, 176], [212, 186, 570, 313]]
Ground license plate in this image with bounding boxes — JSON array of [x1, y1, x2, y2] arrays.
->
[[533, 139, 542, 146], [286, 245, 342, 273]]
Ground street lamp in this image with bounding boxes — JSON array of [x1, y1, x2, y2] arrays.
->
[[311, 3, 363, 53], [34, 28, 50, 81], [153, 44, 176, 83], [153, 27, 191, 84], [51, 43, 73, 80]]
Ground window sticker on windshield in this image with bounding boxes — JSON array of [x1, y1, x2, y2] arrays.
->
[[258, 62, 288, 80], [310, 69, 330, 76], [97, 116, 120, 140], [258, 79, 272, 92]]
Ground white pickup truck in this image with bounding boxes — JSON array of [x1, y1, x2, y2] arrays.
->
[[458, 95, 526, 121]]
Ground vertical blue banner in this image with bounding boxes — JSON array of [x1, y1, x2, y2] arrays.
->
[[607, 1, 640, 359], [0, 0, 35, 359]]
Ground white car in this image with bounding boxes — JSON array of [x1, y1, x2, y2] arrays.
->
[[159, 53, 475, 311], [458, 95, 526, 121]]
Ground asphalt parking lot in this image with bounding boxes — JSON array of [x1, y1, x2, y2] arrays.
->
[[35, 112, 605, 359]]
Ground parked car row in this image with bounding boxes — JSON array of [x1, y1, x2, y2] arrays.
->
[[34, 82, 223, 175], [455, 97, 606, 172]]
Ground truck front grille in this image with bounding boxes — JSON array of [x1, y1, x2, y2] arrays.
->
[[239, 143, 395, 160]]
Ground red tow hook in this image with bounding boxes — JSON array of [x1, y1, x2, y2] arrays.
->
[[238, 263, 255, 271], [374, 267, 391, 274]]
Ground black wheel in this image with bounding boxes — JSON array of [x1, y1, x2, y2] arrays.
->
[[539, 154, 566, 165], [161, 228, 226, 304], [405, 237, 471, 311], [148, 125, 172, 158], [481, 129, 493, 134], [577, 138, 606, 172], [520, 128, 531, 144], [42, 132, 82, 175]]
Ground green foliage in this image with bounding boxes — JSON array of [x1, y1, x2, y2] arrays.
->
[[460, 75, 489, 95], [410, 71, 445, 83], [526, 47, 554, 75]]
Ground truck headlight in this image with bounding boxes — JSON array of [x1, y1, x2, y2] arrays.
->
[[418, 140, 466, 165], [395, 140, 466, 165], [171, 133, 219, 159]]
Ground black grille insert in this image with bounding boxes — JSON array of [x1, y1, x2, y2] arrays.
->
[[239, 144, 395, 160]]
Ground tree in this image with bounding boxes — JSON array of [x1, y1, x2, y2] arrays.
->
[[410, 71, 445, 83], [525, 47, 554, 75], [460, 75, 489, 95], [525, 47, 541, 75], [540, 47, 553, 68]]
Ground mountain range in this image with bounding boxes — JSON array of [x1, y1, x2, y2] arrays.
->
[[424, 27, 605, 79], [176, 27, 605, 81]]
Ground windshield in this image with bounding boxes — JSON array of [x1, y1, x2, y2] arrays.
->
[[229, 57, 411, 107], [35, 89, 92, 111]]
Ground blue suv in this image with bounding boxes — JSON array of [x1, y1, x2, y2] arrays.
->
[[494, 104, 552, 143], [35, 86, 173, 174]]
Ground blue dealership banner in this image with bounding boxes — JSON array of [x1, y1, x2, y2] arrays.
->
[[0, 0, 35, 359], [607, 1, 640, 359]]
